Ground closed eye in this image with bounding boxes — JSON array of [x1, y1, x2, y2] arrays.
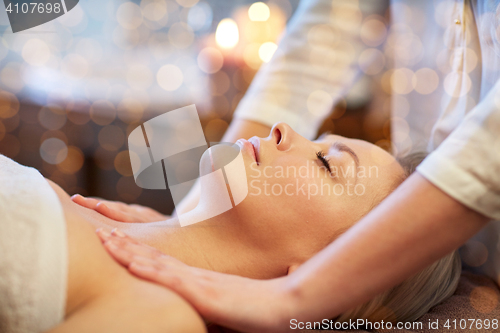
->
[[316, 151, 332, 173]]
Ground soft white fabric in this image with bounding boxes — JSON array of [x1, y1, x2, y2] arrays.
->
[[233, 0, 500, 281], [0, 155, 67, 333]]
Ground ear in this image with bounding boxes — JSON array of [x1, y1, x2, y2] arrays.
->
[[287, 264, 301, 275]]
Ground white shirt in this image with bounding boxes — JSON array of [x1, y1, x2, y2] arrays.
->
[[234, 0, 500, 282]]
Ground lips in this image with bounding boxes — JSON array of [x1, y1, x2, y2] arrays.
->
[[248, 137, 260, 164], [237, 138, 259, 164]]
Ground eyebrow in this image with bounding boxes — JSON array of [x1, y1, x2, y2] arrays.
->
[[331, 141, 360, 173]]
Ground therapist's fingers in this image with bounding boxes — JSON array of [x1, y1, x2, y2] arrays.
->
[[95, 203, 136, 222], [102, 231, 183, 267], [71, 194, 100, 209], [104, 240, 184, 269]]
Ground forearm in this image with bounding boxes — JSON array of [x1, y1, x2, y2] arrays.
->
[[283, 172, 489, 322]]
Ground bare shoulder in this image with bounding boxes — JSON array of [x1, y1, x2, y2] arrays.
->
[[46, 179, 206, 333]]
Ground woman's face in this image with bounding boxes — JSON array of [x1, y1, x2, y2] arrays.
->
[[229, 122, 406, 263]]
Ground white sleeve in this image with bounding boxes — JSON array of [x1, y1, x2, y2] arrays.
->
[[233, 0, 389, 139], [417, 79, 500, 220]]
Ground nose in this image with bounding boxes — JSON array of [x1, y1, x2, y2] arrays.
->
[[270, 122, 294, 151]]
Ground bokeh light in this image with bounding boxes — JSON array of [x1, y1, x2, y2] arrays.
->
[[176, 0, 198, 7], [248, 2, 270, 22], [198, 47, 224, 74], [57, 146, 85, 174], [114, 150, 134, 176], [258, 42, 278, 63], [116, 2, 143, 30], [40, 138, 68, 164], [141, 0, 168, 22], [0, 1, 305, 212], [38, 106, 67, 130], [216, 18, 239, 49], [157, 64, 184, 91], [0, 91, 19, 119], [22, 39, 51, 66], [187, 2, 212, 31]]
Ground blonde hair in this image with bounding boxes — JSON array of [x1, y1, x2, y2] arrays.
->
[[337, 152, 461, 324]]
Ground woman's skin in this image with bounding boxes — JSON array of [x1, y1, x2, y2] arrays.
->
[[44, 180, 206, 333], [78, 119, 490, 333], [74, 122, 405, 280]]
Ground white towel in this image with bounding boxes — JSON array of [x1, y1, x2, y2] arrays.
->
[[0, 155, 67, 333]]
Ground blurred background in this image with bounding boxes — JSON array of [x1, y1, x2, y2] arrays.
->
[[0, 0, 391, 215]]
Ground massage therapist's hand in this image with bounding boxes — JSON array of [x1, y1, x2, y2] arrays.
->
[[72, 194, 168, 223], [96, 228, 295, 333]]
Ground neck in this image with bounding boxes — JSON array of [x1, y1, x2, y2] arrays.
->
[[121, 206, 288, 279], [50, 175, 288, 279]]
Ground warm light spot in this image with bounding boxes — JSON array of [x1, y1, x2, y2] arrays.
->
[[168, 22, 194, 49], [157, 64, 183, 91], [258, 42, 277, 63], [40, 138, 68, 165], [470, 287, 499, 313], [66, 101, 91, 125], [390, 68, 414, 95], [197, 47, 224, 74], [443, 71, 471, 97], [358, 48, 385, 75], [116, 2, 143, 30], [38, 106, 67, 130], [360, 17, 387, 47], [216, 18, 239, 49], [61, 54, 89, 79], [307, 90, 334, 117], [22, 39, 51, 66], [412, 68, 439, 95], [57, 146, 84, 174], [0, 91, 19, 119], [243, 43, 262, 69], [90, 100, 116, 126], [248, 2, 270, 21], [141, 0, 167, 22], [176, 0, 198, 7], [117, 98, 145, 123], [1, 64, 25, 92], [114, 151, 134, 177]]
